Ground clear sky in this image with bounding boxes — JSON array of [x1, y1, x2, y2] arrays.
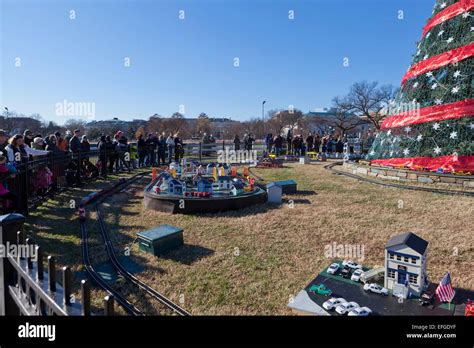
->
[[1, 0, 435, 124]]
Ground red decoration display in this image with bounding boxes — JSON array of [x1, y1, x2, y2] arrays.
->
[[421, 0, 474, 38], [371, 155, 474, 173], [401, 42, 474, 85], [381, 99, 474, 129]]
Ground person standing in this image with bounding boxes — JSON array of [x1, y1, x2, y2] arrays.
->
[[306, 133, 314, 152], [314, 134, 321, 153], [233, 135, 241, 151], [166, 133, 175, 164], [137, 134, 146, 167], [273, 134, 283, 156], [265, 133, 273, 153], [105, 135, 117, 173], [286, 131, 293, 154], [174, 135, 184, 163], [157, 132, 166, 166], [96, 135, 108, 177], [69, 129, 82, 154]]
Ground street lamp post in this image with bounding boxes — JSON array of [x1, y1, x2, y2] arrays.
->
[[262, 101, 266, 121]]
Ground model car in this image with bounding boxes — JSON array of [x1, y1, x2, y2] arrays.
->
[[322, 297, 347, 311], [308, 283, 332, 296], [335, 301, 359, 315], [340, 266, 352, 278], [342, 260, 363, 270], [351, 269, 364, 282], [348, 306, 372, 316], [419, 292, 435, 307], [363, 283, 389, 295], [327, 263, 340, 275]]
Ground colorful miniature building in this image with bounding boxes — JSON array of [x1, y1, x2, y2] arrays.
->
[[168, 179, 184, 195], [230, 182, 244, 196], [197, 178, 213, 193], [384, 232, 429, 298], [216, 176, 233, 190]]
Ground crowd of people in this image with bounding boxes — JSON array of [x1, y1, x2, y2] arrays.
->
[[264, 132, 346, 157], [0, 127, 193, 214], [0, 126, 354, 214]]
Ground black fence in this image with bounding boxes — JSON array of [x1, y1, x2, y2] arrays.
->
[[0, 213, 114, 316]]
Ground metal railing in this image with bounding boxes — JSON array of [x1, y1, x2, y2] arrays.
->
[[0, 213, 115, 316]]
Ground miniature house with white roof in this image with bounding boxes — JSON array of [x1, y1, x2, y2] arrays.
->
[[384, 232, 429, 298]]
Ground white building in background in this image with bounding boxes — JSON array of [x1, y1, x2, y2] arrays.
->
[[384, 232, 429, 298]]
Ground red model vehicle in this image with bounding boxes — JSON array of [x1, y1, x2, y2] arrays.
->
[[465, 299, 474, 316]]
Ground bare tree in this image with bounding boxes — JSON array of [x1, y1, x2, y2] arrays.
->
[[64, 118, 87, 133], [197, 116, 211, 136], [331, 97, 367, 136], [146, 114, 162, 134], [339, 81, 396, 130], [267, 108, 304, 135]]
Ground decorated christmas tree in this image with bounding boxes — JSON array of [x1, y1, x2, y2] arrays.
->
[[367, 0, 473, 173]]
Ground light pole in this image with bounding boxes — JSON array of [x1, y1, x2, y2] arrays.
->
[[262, 101, 266, 121]]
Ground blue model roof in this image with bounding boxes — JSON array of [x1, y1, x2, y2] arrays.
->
[[233, 182, 244, 189]]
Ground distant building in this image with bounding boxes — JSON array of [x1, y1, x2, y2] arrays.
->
[[384, 232, 429, 298]]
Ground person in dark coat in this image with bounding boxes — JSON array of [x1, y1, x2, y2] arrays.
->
[[273, 134, 283, 156], [97, 135, 108, 177], [233, 135, 241, 151], [105, 135, 117, 173], [265, 133, 273, 153], [174, 136, 184, 163], [69, 129, 82, 153], [137, 134, 147, 167], [314, 134, 321, 153], [23, 130, 34, 147], [157, 132, 166, 166], [306, 133, 314, 152]]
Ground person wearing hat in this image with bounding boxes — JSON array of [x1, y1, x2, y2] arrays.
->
[[81, 135, 90, 153], [32, 137, 45, 150], [23, 129, 34, 147]]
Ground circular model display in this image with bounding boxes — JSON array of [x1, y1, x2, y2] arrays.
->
[[144, 161, 267, 214]]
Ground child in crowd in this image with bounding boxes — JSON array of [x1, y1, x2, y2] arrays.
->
[[0, 155, 18, 213]]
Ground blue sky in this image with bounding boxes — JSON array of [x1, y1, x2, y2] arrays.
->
[[1, 0, 435, 124]]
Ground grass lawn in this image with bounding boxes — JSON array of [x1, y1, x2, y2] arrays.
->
[[88, 161, 472, 315]]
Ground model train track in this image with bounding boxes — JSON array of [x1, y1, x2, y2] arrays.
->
[[324, 162, 474, 197], [79, 172, 190, 316]]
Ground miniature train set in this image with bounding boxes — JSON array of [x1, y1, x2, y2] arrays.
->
[[144, 161, 268, 213]]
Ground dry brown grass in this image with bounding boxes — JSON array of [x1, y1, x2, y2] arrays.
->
[[95, 161, 474, 315]]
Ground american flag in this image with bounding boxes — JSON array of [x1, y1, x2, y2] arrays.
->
[[435, 272, 455, 303]]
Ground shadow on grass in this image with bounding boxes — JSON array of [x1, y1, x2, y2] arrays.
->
[[158, 244, 215, 265], [292, 190, 317, 196]]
